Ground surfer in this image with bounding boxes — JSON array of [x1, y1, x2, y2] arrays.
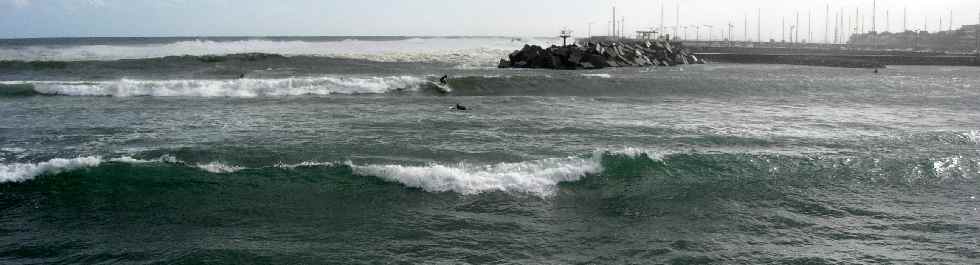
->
[[451, 104, 468, 111], [873, 68, 879, 74], [439, 75, 449, 85], [239, 73, 246, 79]]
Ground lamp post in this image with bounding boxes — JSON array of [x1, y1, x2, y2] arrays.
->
[[704, 25, 714, 42], [559, 29, 572, 46], [695, 25, 701, 41], [587, 22, 594, 38]]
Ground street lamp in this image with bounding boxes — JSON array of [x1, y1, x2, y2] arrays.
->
[[704, 25, 714, 42]]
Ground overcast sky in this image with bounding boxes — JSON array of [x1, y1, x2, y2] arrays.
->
[[2, 0, 979, 41]]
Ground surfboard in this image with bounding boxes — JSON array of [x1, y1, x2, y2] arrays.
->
[[434, 82, 452, 94]]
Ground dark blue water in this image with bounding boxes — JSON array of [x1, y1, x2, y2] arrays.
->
[[1, 37, 979, 264]]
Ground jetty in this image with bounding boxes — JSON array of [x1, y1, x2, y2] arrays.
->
[[498, 36, 704, 70]]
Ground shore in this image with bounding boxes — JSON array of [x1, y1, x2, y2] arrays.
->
[[694, 46, 980, 68], [499, 39, 980, 69]]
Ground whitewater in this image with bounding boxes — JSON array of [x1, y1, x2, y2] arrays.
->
[[0, 37, 556, 68]]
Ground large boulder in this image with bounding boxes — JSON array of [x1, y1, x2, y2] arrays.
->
[[498, 40, 701, 69], [581, 53, 610, 69]]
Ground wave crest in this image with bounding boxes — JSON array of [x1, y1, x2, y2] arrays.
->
[[195, 162, 245, 174], [1, 157, 103, 183], [351, 154, 603, 196], [0, 38, 553, 67], [22, 76, 427, 97]]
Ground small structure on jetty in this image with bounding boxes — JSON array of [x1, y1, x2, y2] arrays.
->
[[499, 33, 704, 70], [635, 30, 658, 40]]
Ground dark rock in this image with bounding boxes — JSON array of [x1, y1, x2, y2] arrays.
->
[[498, 38, 703, 69]]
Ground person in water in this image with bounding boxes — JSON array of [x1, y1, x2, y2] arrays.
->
[[452, 104, 467, 111], [439, 75, 449, 85], [239, 73, 246, 79]]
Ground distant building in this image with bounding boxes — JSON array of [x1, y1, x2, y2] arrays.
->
[[849, 24, 980, 52]]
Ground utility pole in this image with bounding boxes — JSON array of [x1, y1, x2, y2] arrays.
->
[[705, 25, 713, 42], [873, 0, 877, 49], [621, 17, 625, 38], [660, 0, 665, 36], [782, 17, 786, 42], [744, 14, 749, 42], [903, 7, 907, 32], [588, 22, 594, 38], [695, 25, 700, 41], [790, 25, 796, 44], [843, 10, 848, 41], [886, 10, 890, 33], [728, 22, 734, 46], [612, 6, 616, 38], [834, 12, 840, 44], [758, 8, 762, 43], [808, 10, 812, 43], [825, 4, 830, 44], [796, 11, 800, 44], [676, 3, 680, 38], [856, 8, 861, 34], [742, 14, 749, 42]]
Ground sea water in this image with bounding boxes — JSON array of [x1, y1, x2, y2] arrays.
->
[[1, 37, 978, 264]]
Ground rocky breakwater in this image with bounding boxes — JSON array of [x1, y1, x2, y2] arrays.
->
[[498, 39, 704, 69]]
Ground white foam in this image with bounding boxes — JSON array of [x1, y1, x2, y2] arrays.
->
[[1, 147, 26, 153], [275, 161, 336, 169], [107, 155, 182, 164], [0, 38, 556, 68], [351, 154, 602, 197], [0, 156, 103, 183], [109, 156, 153, 164], [581, 73, 612, 78], [966, 130, 979, 144], [24, 75, 427, 97], [931, 156, 976, 181], [195, 162, 244, 174], [607, 147, 669, 160]]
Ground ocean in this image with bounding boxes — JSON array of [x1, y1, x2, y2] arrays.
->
[[1, 37, 978, 264]]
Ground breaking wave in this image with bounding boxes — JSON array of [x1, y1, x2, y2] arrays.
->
[[1, 157, 103, 183], [581, 73, 612, 78], [195, 162, 245, 174], [3, 150, 976, 198], [350, 154, 603, 196], [0, 37, 554, 67], [9, 76, 429, 97], [0, 153, 604, 196]]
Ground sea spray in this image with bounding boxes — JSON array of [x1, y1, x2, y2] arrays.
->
[[350, 154, 603, 196], [24, 76, 428, 97], [0, 157, 103, 183], [0, 38, 553, 67]]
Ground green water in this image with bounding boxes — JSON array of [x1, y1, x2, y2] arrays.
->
[[2, 62, 979, 264]]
